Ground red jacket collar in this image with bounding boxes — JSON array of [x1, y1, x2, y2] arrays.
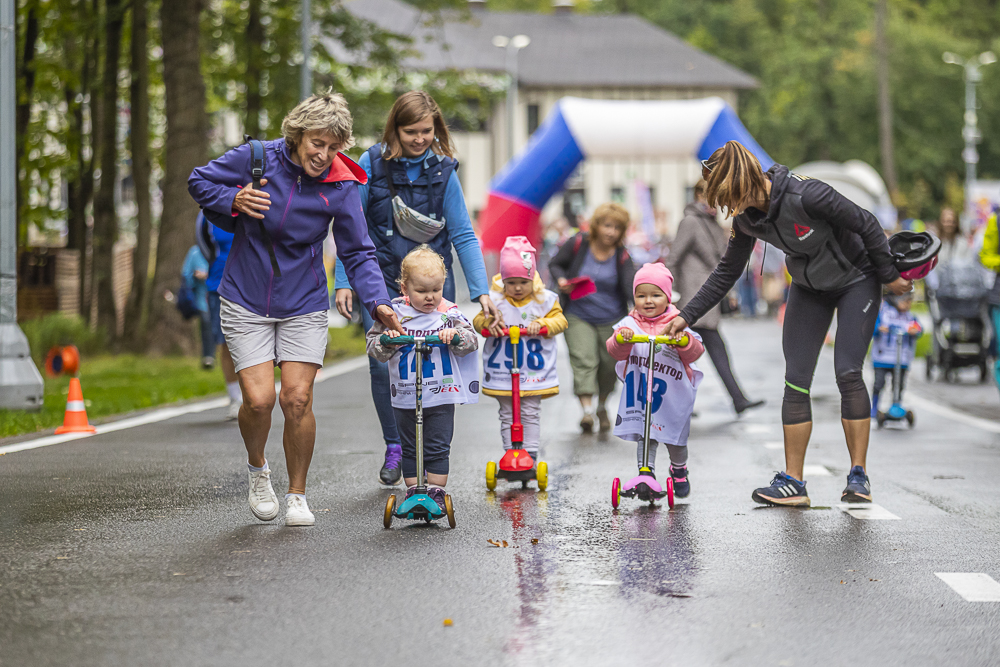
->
[[322, 153, 368, 185]]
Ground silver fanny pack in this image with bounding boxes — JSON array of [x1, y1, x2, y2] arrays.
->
[[391, 195, 446, 243]]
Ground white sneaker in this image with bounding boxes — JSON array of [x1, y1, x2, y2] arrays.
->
[[227, 400, 242, 421], [248, 468, 279, 521], [285, 494, 315, 526]]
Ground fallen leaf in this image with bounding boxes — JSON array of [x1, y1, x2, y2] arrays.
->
[[173, 573, 186, 576], [839, 580, 845, 584], [502, 540, 508, 547], [531, 538, 539, 544], [443, 619, 453, 627], [846, 569, 857, 572], [55, 556, 70, 560], [74, 529, 86, 532], [870, 578, 880, 582], [230, 550, 251, 554], [487, 539, 501, 547], [316, 509, 331, 512]]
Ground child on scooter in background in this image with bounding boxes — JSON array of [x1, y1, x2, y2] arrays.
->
[[870, 292, 923, 417], [473, 236, 568, 465], [367, 246, 479, 510], [606, 263, 704, 497]]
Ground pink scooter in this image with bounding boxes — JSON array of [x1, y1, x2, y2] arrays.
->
[[611, 331, 689, 510]]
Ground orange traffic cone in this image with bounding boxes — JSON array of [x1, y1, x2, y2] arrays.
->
[[55, 378, 97, 434]]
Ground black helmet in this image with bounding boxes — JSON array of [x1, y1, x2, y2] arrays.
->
[[888, 231, 941, 279]]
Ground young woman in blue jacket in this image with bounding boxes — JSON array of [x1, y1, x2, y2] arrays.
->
[[189, 91, 401, 527], [333, 91, 500, 487]]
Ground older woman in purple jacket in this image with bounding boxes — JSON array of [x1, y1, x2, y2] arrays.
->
[[189, 91, 401, 527]]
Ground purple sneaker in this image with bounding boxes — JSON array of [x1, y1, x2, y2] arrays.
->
[[428, 487, 447, 512], [380, 444, 402, 486], [404, 485, 417, 500]]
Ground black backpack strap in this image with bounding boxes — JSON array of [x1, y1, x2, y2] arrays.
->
[[244, 136, 281, 277]]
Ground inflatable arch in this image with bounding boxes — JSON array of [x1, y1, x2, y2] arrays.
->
[[479, 97, 773, 251]]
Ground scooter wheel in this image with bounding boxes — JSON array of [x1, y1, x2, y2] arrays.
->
[[444, 494, 456, 529], [666, 477, 675, 510], [611, 477, 621, 509], [383, 494, 396, 529], [485, 461, 497, 491], [536, 461, 548, 491], [906, 411, 915, 428]]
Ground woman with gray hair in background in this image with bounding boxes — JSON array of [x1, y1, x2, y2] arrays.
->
[[189, 90, 402, 527]]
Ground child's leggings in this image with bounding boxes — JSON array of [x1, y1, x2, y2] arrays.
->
[[638, 440, 688, 472], [872, 366, 907, 406], [393, 404, 454, 478], [496, 395, 542, 454]]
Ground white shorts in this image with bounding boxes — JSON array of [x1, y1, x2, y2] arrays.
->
[[220, 298, 328, 373]]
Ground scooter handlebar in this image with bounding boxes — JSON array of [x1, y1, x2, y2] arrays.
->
[[379, 334, 459, 346], [480, 326, 549, 338], [615, 331, 689, 347]]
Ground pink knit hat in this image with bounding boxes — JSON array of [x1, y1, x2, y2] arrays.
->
[[633, 262, 674, 301], [500, 236, 537, 281]]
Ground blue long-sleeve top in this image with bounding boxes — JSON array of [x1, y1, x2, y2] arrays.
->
[[334, 148, 489, 301]]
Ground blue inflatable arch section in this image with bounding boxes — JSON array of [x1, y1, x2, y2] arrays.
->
[[480, 97, 772, 250]]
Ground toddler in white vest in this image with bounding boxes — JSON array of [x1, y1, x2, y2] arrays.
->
[[367, 246, 479, 510], [473, 236, 568, 462], [606, 263, 704, 498]]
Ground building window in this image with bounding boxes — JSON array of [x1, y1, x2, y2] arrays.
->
[[610, 186, 625, 204], [527, 104, 540, 136]]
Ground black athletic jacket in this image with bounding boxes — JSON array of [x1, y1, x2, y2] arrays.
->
[[680, 165, 900, 326]]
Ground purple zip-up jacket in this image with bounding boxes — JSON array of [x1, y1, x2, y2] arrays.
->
[[188, 139, 390, 319]]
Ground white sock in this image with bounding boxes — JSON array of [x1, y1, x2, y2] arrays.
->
[[227, 382, 242, 403], [285, 493, 306, 501], [248, 460, 268, 473]]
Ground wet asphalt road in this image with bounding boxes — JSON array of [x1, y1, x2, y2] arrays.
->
[[1, 319, 999, 667]]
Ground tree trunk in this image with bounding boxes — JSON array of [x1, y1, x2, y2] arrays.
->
[[245, 0, 263, 138], [124, 0, 152, 342], [875, 0, 898, 196], [81, 0, 102, 320], [16, 0, 39, 247], [151, 0, 207, 353], [92, 0, 125, 341]]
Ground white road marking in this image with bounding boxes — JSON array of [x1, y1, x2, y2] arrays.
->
[[907, 393, 1000, 434], [763, 441, 783, 450], [803, 464, 832, 477], [837, 503, 900, 520], [745, 424, 772, 434], [0, 356, 369, 456], [935, 573, 1000, 601]]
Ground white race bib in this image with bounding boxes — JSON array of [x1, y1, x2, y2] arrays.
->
[[482, 290, 559, 392], [612, 315, 702, 445], [387, 301, 480, 409]]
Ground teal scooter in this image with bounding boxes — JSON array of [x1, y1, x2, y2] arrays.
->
[[876, 325, 915, 429], [381, 334, 458, 529]]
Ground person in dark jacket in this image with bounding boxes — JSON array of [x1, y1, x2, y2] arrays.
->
[[549, 202, 636, 433], [188, 91, 402, 527], [332, 91, 499, 486], [663, 141, 912, 507], [667, 180, 763, 416]]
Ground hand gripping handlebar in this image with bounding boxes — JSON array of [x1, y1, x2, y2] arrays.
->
[[379, 334, 461, 346], [479, 326, 549, 343], [615, 331, 690, 347]]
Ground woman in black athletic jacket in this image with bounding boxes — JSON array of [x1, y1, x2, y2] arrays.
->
[[663, 141, 912, 507]]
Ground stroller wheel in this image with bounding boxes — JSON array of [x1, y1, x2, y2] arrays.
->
[[981, 362, 989, 383], [876, 411, 886, 428], [925, 355, 934, 380]]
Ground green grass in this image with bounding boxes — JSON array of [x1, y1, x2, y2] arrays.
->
[[0, 325, 367, 439]]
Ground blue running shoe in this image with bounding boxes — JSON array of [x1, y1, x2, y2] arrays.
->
[[841, 465, 872, 503], [752, 472, 810, 507], [670, 465, 691, 498], [380, 444, 402, 486]]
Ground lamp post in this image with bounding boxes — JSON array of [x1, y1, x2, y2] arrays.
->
[[493, 34, 531, 163], [0, 0, 44, 410], [300, 0, 312, 100], [944, 50, 996, 233]]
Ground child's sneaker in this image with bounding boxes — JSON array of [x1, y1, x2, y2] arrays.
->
[[380, 444, 402, 486], [841, 465, 872, 503], [752, 472, 810, 506], [670, 465, 691, 498], [428, 487, 447, 512]]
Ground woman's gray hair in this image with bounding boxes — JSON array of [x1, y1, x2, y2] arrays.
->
[[281, 89, 356, 151]]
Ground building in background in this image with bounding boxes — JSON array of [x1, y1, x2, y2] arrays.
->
[[338, 0, 757, 235]]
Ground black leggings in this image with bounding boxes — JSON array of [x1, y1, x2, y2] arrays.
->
[[782, 277, 881, 425], [692, 327, 748, 409]]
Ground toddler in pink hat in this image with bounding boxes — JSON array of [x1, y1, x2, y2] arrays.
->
[[606, 262, 704, 499], [473, 236, 568, 475]]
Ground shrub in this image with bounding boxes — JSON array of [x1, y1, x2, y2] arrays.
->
[[19, 313, 105, 367]]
